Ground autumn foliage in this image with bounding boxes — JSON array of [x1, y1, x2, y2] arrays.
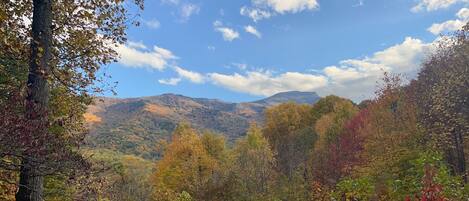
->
[[0, 0, 468, 199], [148, 23, 469, 201]]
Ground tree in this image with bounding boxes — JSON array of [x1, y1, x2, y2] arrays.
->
[[152, 123, 228, 201], [201, 132, 228, 162], [15, 0, 54, 199], [230, 124, 277, 200], [309, 96, 359, 187], [416, 23, 469, 179], [199, 132, 231, 200], [263, 102, 315, 179], [357, 74, 425, 197], [0, 0, 143, 200], [262, 103, 318, 200]]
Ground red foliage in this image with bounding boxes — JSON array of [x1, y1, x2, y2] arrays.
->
[[340, 109, 368, 169], [0, 93, 90, 176], [324, 109, 369, 182], [405, 166, 448, 201]]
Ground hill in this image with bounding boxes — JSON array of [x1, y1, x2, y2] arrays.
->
[[84, 91, 320, 159]]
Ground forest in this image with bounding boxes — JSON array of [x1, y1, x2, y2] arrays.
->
[[1, 0, 469, 201]]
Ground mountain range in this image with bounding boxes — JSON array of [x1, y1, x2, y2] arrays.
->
[[84, 91, 320, 159]]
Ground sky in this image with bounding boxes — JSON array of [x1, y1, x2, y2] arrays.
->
[[103, 0, 469, 102]]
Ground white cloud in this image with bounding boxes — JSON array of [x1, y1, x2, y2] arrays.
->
[[205, 37, 434, 101], [143, 19, 161, 29], [323, 66, 364, 83], [428, 20, 467, 35], [114, 43, 177, 70], [127, 41, 147, 49], [159, 77, 181, 85], [158, 66, 205, 86], [244, 25, 262, 38], [241, 0, 319, 22], [411, 0, 468, 12], [253, 0, 319, 14], [366, 37, 432, 73], [174, 66, 205, 83], [180, 3, 200, 22], [117, 36, 434, 101], [209, 71, 327, 96], [215, 27, 240, 41], [162, 1, 200, 22], [213, 21, 240, 41], [428, 8, 469, 35], [240, 6, 273, 22], [154, 47, 176, 60], [458, 7, 469, 19], [317, 37, 434, 101], [117, 37, 433, 101]]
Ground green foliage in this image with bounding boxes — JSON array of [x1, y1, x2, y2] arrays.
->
[[333, 177, 374, 200], [263, 103, 315, 179], [77, 149, 155, 201], [1, 0, 145, 199], [1, 10, 467, 200], [201, 132, 227, 160], [387, 151, 468, 200], [176, 191, 193, 201], [416, 24, 469, 176], [44, 176, 74, 201], [230, 124, 277, 201]]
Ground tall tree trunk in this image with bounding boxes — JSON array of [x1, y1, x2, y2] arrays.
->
[[15, 0, 53, 200], [454, 129, 466, 182]]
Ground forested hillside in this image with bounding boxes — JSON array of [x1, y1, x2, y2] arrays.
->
[[84, 92, 320, 159]]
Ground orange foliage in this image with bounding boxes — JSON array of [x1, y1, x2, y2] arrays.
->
[[144, 103, 173, 116], [83, 113, 102, 123]]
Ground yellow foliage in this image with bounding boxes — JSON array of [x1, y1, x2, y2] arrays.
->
[[83, 112, 102, 123], [313, 99, 359, 151], [357, 79, 423, 178], [152, 123, 223, 201]]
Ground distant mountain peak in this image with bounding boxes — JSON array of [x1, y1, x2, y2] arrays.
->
[[272, 91, 318, 96], [253, 91, 320, 106]]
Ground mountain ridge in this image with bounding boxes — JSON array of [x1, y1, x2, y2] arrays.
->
[[85, 91, 321, 159]]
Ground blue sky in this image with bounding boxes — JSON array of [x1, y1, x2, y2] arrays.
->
[[104, 0, 469, 102]]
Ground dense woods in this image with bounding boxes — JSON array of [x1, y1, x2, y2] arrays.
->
[[145, 25, 469, 200], [1, 0, 469, 200]]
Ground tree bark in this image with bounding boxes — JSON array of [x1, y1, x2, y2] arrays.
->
[[15, 0, 53, 200]]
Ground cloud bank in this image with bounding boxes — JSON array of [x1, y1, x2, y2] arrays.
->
[[241, 0, 319, 22], [428, 8, 469, 35], [412, 0, 468, 12], [207, 37, 434, 101], [115, 41, 177, 70]]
